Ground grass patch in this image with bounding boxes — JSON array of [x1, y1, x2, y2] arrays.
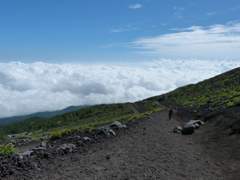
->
[[0, 143, 18, 156], [156, 67, 240, 111], [125, 107, 166, 123]]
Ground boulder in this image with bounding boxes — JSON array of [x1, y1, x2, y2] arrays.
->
[[21, 150, 33, 157], [110, 121, 126, 129], [182, 120, 204, 134], [57, 143, 76, 153], [83, 137, 91, 141], [12, 153, 24, 160], [188, 120, 204, 125], [39, 135, 50, 141], [173, 126, 182, 133], [182, 123, 195, 135], [32, 147, 46, 151], [39, 141, 47, 148], [194, 123, 200, 129], [31, 147, 47, 155], [75, 135, 81, 139], [98, 127, 116, 136]]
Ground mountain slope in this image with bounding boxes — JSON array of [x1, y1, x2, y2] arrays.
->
[[0, 103, 134, 138], [131, 67, 240, 113], [0, 105, 91, 125], [158, 67, 240, 111]]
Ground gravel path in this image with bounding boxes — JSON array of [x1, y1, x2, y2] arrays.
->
[[15, 110, 229, 180], [128, 103, 140, 115]]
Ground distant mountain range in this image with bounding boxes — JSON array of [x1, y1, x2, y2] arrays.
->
[[0, 105, 91, 125]]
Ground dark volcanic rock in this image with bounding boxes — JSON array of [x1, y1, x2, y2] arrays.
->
[[97, 127, 116, 136], [173, 126, 182, 133], [110, 121, 127, 129], [182, 123, 195, 134], [182, 120, 205, 134], [57, 143, 76, 153]]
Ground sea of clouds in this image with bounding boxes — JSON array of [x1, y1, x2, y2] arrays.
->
[[0, 59, 239, 118]]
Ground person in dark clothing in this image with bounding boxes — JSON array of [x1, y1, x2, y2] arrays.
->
[[168, 108, 173, 120]]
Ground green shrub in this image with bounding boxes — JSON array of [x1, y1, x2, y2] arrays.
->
[[227, 101, 235, 107], [128, 112, 151, 121], [152, 107, 166, 112], [227, 97, 240, 107], [47, 125, 99, 142], [80, 126, 98, 131], [48, 129, 71, 142], [0, 143, 17, 156], [126, 107, 166, 123], [129, 113, 149, 121]]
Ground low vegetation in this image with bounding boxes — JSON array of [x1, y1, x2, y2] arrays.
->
[[0, 143, 17, 156], [153, 67, 240, 112], [0, 103, 133, 141], [125, 107, 166, 123], [132, 99, 165, 113]]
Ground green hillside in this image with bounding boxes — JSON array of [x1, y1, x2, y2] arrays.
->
[[0, 103, 133, 139], [0, 105, 90, 125], [142, 67, 240, 112]]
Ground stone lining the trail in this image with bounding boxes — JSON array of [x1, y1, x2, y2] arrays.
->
[[39, 135, 51, 141], [0, 121, 129, 178], [173, 126, 182, 133], [110, 121, 127, 129], [97, 127, 116, 136], [174, 120, 205, 134], [182, 120, 204, 134], [21, 150, 33, 156], [188, 120, 205, 126], [182, 123, 195, 134], [57, 143, 76, 153], [40, 142, 47, 148], [83, 137, 91, 141]]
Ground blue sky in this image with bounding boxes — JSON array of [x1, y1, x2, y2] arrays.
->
[[1, 0, 240, 63]]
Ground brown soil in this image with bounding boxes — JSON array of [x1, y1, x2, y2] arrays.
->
[[1, 107, 240, 180]]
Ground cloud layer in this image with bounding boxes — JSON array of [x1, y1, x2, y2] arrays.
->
[[132, 22, 240, 59], [0, 59, 240, 118]]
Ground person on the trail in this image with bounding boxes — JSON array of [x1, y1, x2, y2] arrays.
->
[[168, 108, 173, 120]]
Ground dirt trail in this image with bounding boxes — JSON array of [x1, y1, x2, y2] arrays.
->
[[128, 103, 140, 115], [8, 110, 231, 180], [155, 101, 169, 109]]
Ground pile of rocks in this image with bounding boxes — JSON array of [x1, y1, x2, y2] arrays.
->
[[173, 120, 205, 135]]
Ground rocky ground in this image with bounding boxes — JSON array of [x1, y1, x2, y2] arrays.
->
[[0, 107, 239, 180]]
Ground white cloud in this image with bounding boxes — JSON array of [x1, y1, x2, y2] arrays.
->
[[109, 23, 140, 33], [206, 11, 218, 16], [109, 28, 125, 33], [128, 4, 142, 9], [131, 22, 240, 59], [0, 59, 240, 118], [173, 6, 185, 19], [207, 6, 240, 16], [173, 7, 184, 11]]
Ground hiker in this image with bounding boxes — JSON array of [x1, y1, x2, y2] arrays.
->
[[168, 108, 173, 120]]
